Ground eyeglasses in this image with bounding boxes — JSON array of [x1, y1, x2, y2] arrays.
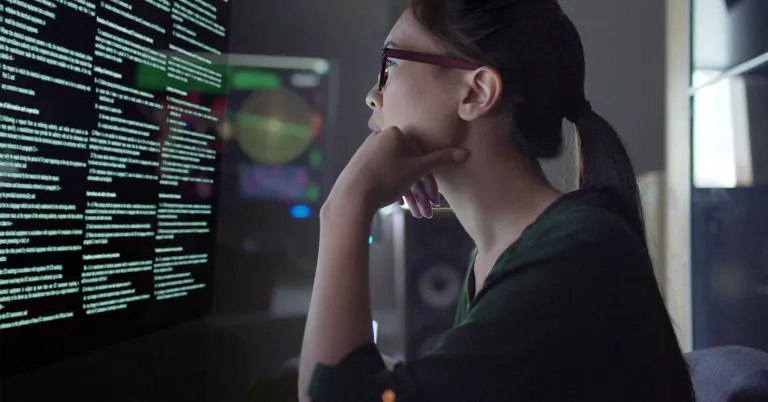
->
[[377, 48, 483, 91]]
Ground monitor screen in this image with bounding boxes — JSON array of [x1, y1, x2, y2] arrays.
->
[[225, 55, 332, 204], [0, 0, 230, 377]]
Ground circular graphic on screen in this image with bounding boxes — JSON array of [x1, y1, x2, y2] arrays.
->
[[234, 89, 315, 165]]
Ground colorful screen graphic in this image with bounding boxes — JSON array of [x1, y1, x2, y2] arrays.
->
[[226, 58, 331, 203]]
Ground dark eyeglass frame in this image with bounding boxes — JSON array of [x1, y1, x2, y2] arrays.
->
[[378, 48, 483, 90]]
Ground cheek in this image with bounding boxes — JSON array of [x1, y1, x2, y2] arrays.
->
[[383, 80, 460, 150]]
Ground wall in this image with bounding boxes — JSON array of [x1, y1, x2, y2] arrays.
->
[[229, 0, 396, 176], [559, 0, 667, 177], [665, 0, 694, 351]]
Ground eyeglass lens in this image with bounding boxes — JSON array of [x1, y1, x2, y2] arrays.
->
[[378, 52, 389, 90]]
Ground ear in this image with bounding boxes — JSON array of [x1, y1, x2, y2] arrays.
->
[[457, 67, 503, 122]]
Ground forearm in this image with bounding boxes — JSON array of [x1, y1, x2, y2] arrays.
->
[[298, 199, 376, 401]]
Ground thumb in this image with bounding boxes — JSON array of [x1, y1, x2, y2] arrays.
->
[[412, 148, 468, 173]]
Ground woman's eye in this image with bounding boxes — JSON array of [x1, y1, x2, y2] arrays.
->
[[385, 59, 398, 71]]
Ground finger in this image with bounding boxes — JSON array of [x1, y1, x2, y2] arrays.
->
[[412, 179, 431, 204], [421, 174, 439, 205], [403, 191, 422, 218], [397, 197, 404, 206], [420, 197, 433, 219], [411, 184, 433, 219], [412, 192, 431, 219], [398, 131, 466, 172], [412, 192, 430, 219], [413, 148, 468, 174]]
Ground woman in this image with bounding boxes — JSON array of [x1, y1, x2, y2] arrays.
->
[[298, 1, 694, 401]]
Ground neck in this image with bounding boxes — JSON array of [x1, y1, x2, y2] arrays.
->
[[436, 128, 561, 256]]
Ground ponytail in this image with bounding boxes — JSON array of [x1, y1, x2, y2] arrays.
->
[[570, 108, 648, 250], [551, 8, 646, 248], [573, 106, 696, 401]]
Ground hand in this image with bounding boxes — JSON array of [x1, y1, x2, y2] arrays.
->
[[399, 174, 440, 219], [328, 127, 467, 215], [398, 140, 441, 219]]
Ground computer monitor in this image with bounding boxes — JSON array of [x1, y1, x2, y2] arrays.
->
[[0, 0, 231, 377], [138, 53, 336, 206], [224, 54, 334, 204]]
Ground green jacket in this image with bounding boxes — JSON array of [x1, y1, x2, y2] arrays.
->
[[309, 188, 693, 401]]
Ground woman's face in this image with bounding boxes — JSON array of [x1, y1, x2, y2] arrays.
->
[[366, 11, 466, 152]]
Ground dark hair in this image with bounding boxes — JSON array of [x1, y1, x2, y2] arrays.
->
[[409, 1, 694, 399], [409, 0, 646, 247]]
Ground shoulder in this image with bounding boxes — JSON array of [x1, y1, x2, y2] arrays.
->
[[523, 190, 645, 260], [472, 190, 657, 318], [490, 189, 651, 285]]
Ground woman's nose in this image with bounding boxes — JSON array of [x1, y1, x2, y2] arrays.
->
[[365, 85, 382, 110]]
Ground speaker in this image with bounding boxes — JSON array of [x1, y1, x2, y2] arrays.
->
[[393, 209, 474, 361]]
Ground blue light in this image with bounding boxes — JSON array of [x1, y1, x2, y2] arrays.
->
[[368, 235, 374, 245], [290, 204, 311, 219]]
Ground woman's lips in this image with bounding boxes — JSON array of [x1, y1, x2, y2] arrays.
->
[[368, 121, 381, 133]]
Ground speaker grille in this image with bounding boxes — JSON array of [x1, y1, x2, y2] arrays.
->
[[403, 212, 473, 361]]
